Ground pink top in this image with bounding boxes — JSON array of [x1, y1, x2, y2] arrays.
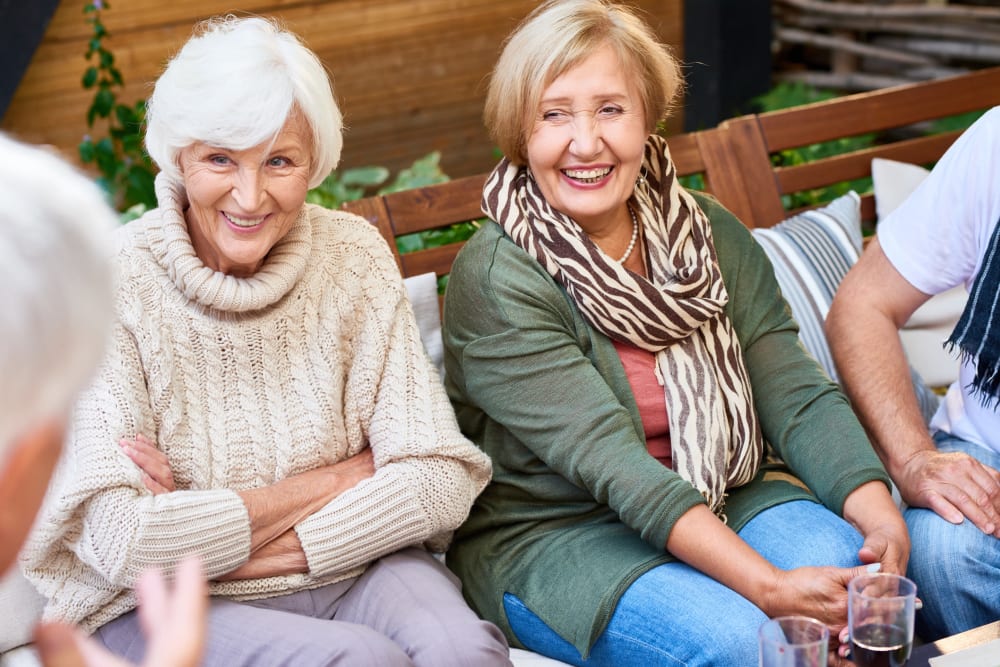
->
[[612, 340, 671, 468]]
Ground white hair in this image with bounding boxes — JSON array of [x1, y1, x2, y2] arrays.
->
[[0, 134, 115, 457], [145, 15, 343, 189]]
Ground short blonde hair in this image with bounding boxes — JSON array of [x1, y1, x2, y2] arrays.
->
[[146, 16, 342, 189], [485, 0, 682, 165]]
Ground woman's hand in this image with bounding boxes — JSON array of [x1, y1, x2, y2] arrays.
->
[[34, 556, 206, 667], [120, 434, 175, 495], [841, 481, 910, 575], [763, 563, 871, 628]]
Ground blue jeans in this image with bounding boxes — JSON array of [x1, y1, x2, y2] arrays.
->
[[503, 500, 863, 666], [905, 431, 1000, 641]]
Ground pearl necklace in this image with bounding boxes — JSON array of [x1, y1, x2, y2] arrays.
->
[[617, 205, 639, 264]]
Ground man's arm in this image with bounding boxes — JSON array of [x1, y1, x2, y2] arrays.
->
[[826, 238, 1000, 536]]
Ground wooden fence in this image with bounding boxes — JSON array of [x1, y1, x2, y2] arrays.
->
[[1, 0, 683, 180]]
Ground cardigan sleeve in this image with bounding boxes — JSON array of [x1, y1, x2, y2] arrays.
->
[[23, 318, 252, 589], [699, 195, 891, 513], [443, 225, 706, 551], [293, 228, 492, 576]]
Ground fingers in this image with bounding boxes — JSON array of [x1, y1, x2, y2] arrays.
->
[[145, 556, 207, 667], [120, 434, 176, 494], [906, 452, 1000, 536], [136, 566, 170, 640], [34, 623, 88, 667], [34, 623, 129, 667]]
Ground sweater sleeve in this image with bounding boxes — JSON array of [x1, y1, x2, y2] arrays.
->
[[443, 225, 706, 551], [23, 319, 252, 589], [294, 225, 492, 576], [701, 196, 891, 513]]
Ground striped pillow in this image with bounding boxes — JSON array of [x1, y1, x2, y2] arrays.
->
[[752, 192, 939, 422]]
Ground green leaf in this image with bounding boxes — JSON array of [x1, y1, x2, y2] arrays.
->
[[340, 166, 390, 187], [78, 139, 96, 163], [379, 151, 449, 194], [100, 50, 114, 68], [115, 103, 137, 126], [119, 203, 148, 224], [94, 137, 118, 177], [93, 87, 115, 117], [110, 68, 123, 87], [82, 66, 99, 88]]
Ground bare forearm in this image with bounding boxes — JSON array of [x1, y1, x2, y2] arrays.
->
[[841, 480, 910, 574], [826, 311, 934, 474], [666, 505, 780, 614], [238, 449, 374, 551], [216, 530, 307, 580]]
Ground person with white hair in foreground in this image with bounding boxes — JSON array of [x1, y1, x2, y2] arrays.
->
[[0, 133, 206, 667], [20, 16, 509, 667]]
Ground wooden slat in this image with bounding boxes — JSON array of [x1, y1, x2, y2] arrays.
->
[[665, 131, 706, 176], [774, 131, 961, 194], [341, 190, 401, 271], [399, 243, 465, 279], [701, 119, 787, 227], [383, 174, 488, 235], [755, 66, 1000, 151]]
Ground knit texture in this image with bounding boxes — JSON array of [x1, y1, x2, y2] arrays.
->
[[22, 174, 491, 632]]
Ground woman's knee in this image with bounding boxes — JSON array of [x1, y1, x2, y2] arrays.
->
[[407, 618, 511, 667]]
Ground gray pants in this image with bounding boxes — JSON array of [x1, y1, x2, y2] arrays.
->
[[96, 547, 511, 666]]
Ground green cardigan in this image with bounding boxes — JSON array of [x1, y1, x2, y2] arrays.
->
[[442, 192, 889, 658]]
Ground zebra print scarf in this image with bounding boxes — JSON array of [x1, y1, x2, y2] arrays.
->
[[483, 134, 763, 514]]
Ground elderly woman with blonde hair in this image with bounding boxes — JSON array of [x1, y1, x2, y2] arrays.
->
[[442, 1, 909, 665], [22, 16, 509, 667]]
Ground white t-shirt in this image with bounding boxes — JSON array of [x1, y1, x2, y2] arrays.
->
[[879, 106, 1000, 454]]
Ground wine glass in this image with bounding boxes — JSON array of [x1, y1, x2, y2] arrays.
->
[[759, 616, 829, 667], [848, 573, 917, 667]]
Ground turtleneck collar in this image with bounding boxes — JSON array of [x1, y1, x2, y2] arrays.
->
[[146, 172, 313, 313]]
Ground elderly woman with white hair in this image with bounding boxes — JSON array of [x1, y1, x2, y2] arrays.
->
[[22, 16, 509, 667]]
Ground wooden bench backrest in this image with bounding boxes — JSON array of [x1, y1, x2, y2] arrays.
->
[[705, 66, 1000, 229], [344, 65, 1000, 277], [343, 131, 711, 278]]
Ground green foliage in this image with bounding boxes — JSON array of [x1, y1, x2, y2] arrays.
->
[[307, 152, 481, 270], [930, 109, 986, 134], [752, 82, 875, 210], [79, 1, 157, 212], [751, 82, 986, 211]]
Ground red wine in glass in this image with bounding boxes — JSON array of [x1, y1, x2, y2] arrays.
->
[[851, 623, 911, 667]]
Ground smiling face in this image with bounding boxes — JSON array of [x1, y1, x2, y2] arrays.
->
[[525, 43, 648, 235], [178, 112, 313, 277]]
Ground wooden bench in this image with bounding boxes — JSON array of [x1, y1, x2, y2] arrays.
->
[[344, 65, 1000, 278]]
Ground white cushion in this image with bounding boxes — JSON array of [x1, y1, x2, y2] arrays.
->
[[0, 567, 44, 653], [510, 648, 574, 666], [403, 272, 444, 378], [751, 191, 940, 423], [872, 157, 965, 387], [0, 645, 40, 667]]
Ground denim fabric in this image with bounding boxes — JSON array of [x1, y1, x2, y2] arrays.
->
[[905, 431, 1000, 640], [504, 500, 863, 666]]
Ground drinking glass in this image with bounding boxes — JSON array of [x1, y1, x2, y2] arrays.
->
[[759, 616, 829, 667], [848, 572, 917, 667]]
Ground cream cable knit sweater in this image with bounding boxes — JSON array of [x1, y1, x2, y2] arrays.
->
[[22, 175, 492, 633]]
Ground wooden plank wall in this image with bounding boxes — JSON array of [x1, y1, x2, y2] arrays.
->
[[1, 0, 683, 180]]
